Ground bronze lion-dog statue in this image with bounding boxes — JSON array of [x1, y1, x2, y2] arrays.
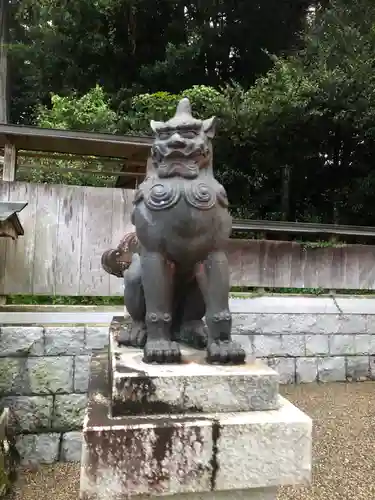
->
[[102, 98, 246, 365]]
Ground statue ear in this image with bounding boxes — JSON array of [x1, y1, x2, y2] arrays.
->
[[150, 120, 165, 133], [203, 116, 216, 139]]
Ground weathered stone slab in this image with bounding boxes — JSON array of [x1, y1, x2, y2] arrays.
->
[[266, 358, 296, 385], [317, 356, 345, 382], [74, 355, 90, 393], [2, 395, 53, 432], [110, 322, 279, 415], [61, 431, 83, 462], [346, 356, 370, 381], [0, 326, 44, 356], [0, 358, 27, 394], [27, 357, 74, 394], [80, 354, 312, 499], [44, 326, 85, 355], [335, 297, 375, 314], [85, 326, 108, 351], [16, 433, 60, 465], [229, 296, 338, 314], [121, 488, 277, 500], [53, 394, 88, 429]]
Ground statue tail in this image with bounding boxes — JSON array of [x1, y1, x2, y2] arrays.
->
[[101, 231, 140, 278]]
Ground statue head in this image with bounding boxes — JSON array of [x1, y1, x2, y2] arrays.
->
[[150, 98, 216, 179]]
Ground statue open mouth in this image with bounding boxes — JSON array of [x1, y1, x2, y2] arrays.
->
[[154, 147, 209, 178], [161, 147, 205, 159], [157, 161, 200, 179]]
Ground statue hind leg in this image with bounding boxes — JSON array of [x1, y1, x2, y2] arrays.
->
[[119, 253, 147, 347], [172, 276, 208, 349]]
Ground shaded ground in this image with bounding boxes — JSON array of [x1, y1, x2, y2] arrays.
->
[[9, 382, 375, 500]]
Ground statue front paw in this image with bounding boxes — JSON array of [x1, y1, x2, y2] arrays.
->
[[206, 340, 246, 365], [143, 339, 181, 364]]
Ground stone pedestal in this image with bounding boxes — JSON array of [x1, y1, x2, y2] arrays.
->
[[80, 317, 312, 500]]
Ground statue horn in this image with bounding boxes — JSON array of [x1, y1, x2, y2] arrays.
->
[[175, 97, 192, 116]]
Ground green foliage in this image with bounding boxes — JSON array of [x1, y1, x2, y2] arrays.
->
[[8, 0, 312, 124], [227, 0, 375, 224], [12, 0, 375, 226], [18, 86, 120, 186], [120, 85, 225, 133], [6, 295, 123, 306], [37, 85, 118, 132]]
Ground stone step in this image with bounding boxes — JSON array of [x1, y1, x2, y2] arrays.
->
[[109, 319, 280, 415], [80, 353, 311, 499]]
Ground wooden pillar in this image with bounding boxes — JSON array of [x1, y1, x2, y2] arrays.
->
[[2, 142, 16, 181], [329, 234, 338, 295]]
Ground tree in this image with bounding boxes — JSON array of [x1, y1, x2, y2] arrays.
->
[[8, 0, 314, 124], [0, 0, 9, 122], [36, 85, 118, 132], [234, 0, 375, 225], [19, 85, 120, 186], [20, 0, 375, 226]]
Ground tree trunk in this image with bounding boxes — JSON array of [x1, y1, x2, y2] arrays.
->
[[0, 0, 8, 124], [281, 165, 291, 221]]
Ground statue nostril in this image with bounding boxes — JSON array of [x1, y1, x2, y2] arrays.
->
[[168, 133, 186, 149], [169, 140, 185, 149]]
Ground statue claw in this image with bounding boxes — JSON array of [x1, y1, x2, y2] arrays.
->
[[143, 339, 181, 364], [206, 340, 246, 365]]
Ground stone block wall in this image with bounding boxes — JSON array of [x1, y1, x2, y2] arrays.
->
[[1, 299, 375, 464], [231, 312, 375, 384], [0, 325, 108, 465]]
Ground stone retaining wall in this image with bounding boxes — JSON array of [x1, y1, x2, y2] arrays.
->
[[0, 325, 108, 465], [232, 313, 375, 384], [1, 298, 375, 464]]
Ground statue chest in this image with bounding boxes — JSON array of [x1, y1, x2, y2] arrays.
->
[[134, 179, 228, 212]]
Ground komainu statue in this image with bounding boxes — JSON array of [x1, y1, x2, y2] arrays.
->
[[102, 98, 246, 365]]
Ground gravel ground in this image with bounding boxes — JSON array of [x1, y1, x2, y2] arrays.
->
[[8, 382, 375, 500]]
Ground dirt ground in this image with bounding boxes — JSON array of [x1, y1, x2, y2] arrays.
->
[[8, 382, 375, 500]]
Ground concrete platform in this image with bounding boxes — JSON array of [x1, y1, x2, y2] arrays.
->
[[2, 296, 375, 325], [0, 296, 341, 324], [110, 324, 279, 415], [80, 353, 312, 499]]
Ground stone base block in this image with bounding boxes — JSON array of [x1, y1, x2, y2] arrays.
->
[[110, 318, 279, 415], [80, 353, 311, 499]]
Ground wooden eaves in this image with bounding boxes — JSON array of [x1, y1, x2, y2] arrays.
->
[[0, 123, 152, 188]]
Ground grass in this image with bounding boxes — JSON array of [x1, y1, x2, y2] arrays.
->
[[3, 287, 375, 307]]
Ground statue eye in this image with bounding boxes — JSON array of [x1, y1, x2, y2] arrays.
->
[[158, 131, 172, 140], [180, 130, 197, 139]]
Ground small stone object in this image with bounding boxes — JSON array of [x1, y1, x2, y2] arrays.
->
[[102, 99, 246, 365]]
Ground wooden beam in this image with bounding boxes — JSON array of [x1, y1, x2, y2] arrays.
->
[[19, 150, 146, 168], [2, 142, 16, 181], [0, 123, 152, 158], [17, 162, 145, 178], [232, 218, 375, 238]]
